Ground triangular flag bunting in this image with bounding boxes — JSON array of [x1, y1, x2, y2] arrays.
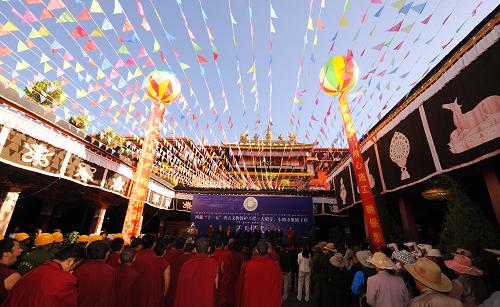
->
[[90, 28, 104, 37], [340, 15, 348, 27], [90, 0, 104, 13], [78, 9, 91, 20], [387, 20, 403, 32]]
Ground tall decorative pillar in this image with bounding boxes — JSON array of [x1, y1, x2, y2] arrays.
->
[[483, 168, 500, 226], [398, 196, 419, 242], [89, 205, 108, 235], [158, 218, 166, 238], [0, 187, 23, 237]]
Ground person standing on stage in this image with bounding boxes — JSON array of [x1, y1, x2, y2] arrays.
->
[[276, 226, 283, 246]]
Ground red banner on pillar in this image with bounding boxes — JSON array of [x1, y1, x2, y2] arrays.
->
[[122, 102, 166, 240], [339, 93, 385, 250]]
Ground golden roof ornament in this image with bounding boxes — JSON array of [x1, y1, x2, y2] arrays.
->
[[265, 124, 273, 143], [239, 132, 249, 144]]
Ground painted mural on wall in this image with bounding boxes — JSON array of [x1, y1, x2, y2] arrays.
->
[[0, 129, 66, 175], [330, 27, 500, 210], [423, 42, 500, 169]]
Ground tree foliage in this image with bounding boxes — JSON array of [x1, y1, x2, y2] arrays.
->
[[376, 195, 404, 245], [95, 128, 126, 148], [68, 114, 89, 129], [438, 175, 500, 257], [24, 80, 62, 107]]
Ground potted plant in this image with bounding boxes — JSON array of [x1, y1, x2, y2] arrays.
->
[[69, 114, 89, 130], [24, 80, 63, 113]]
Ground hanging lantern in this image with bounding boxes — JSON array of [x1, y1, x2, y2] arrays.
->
[[146, 70, 181, 105], [319, 52, 385, 250], [319, 55, 359, 96]]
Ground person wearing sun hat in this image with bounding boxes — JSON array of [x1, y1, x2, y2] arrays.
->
[[445, 254, 489, 307], [347, 250, 376, 307], [329, 253, 350, 306], [314, 242, 335, 307], [392, 249, 418, 298], [405, 257, 462, 306], [366, 252, 409, 307]]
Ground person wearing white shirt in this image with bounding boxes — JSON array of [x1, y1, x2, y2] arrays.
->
[[297, 246, 312, 302]]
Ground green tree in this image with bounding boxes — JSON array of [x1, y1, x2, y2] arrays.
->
[[69, 114, 89, 129], [438, 175, 500, 257], [24, 80, 62, 107]]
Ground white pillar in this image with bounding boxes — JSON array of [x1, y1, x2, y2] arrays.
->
[[0, 189, 22, 237]]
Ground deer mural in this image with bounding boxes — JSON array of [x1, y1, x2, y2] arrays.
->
[[442, 96, 500, 153]]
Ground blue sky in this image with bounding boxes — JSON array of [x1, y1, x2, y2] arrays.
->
[[0, 0, 497, 149]]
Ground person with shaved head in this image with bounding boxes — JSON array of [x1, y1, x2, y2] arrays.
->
[[236, 241, 282, 307], [174, 238, 218, 307], [114, 248, 139, 307]]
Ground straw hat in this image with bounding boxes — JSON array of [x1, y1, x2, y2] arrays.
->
[[404, 242, 417, 249], [368, 252, 396, 270], [453, 248, 472, 258], [445, 254, 483, 276], [356, 250, 374, 268], [484, 248, 500, 256], [387, 243, 399, 251], [426, 249, 443, 258], [392, 250, 415, 264], [418, 244, 433, 254], [405, 257, 452, 293], [330, 253, 347, 268], [323, 243, 336, 252]]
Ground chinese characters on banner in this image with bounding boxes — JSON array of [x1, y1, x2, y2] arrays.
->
[[339, 93, 385, 250], [122, 102, 166, 240]]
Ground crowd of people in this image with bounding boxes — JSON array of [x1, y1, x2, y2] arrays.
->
[[0, 229, 499, 307]]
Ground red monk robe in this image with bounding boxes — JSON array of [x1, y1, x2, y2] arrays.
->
[[132, 248, 167, 307], [74, 259, 115, 307], [213, 248, 233, 307], [3, 261, 78, 307], [228, 250, 244, 306], [106, 252, 120, 268], [114, 263, 139, 307], [174, 254, 218, 307], [164, 249, 191, 307], [236, 256, 282, 307]]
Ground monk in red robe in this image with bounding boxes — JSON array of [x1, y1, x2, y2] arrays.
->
[[164, 236, 192, 307], [3, 244, 85, 307], [74, 241, 115, 307], [114, 248, 139, 307], [107, 238, 124, 269], [228, 240, 244, 307], [174, 237, 218, 307], [236, 242, 282, 307], [213, 239, 233, 307], [132, 234, 170, 307], [0, 239, 22, 304]]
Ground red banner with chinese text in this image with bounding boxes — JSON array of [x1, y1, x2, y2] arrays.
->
[[338, 93, 385, 250], [122, 102, 166, 240]]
